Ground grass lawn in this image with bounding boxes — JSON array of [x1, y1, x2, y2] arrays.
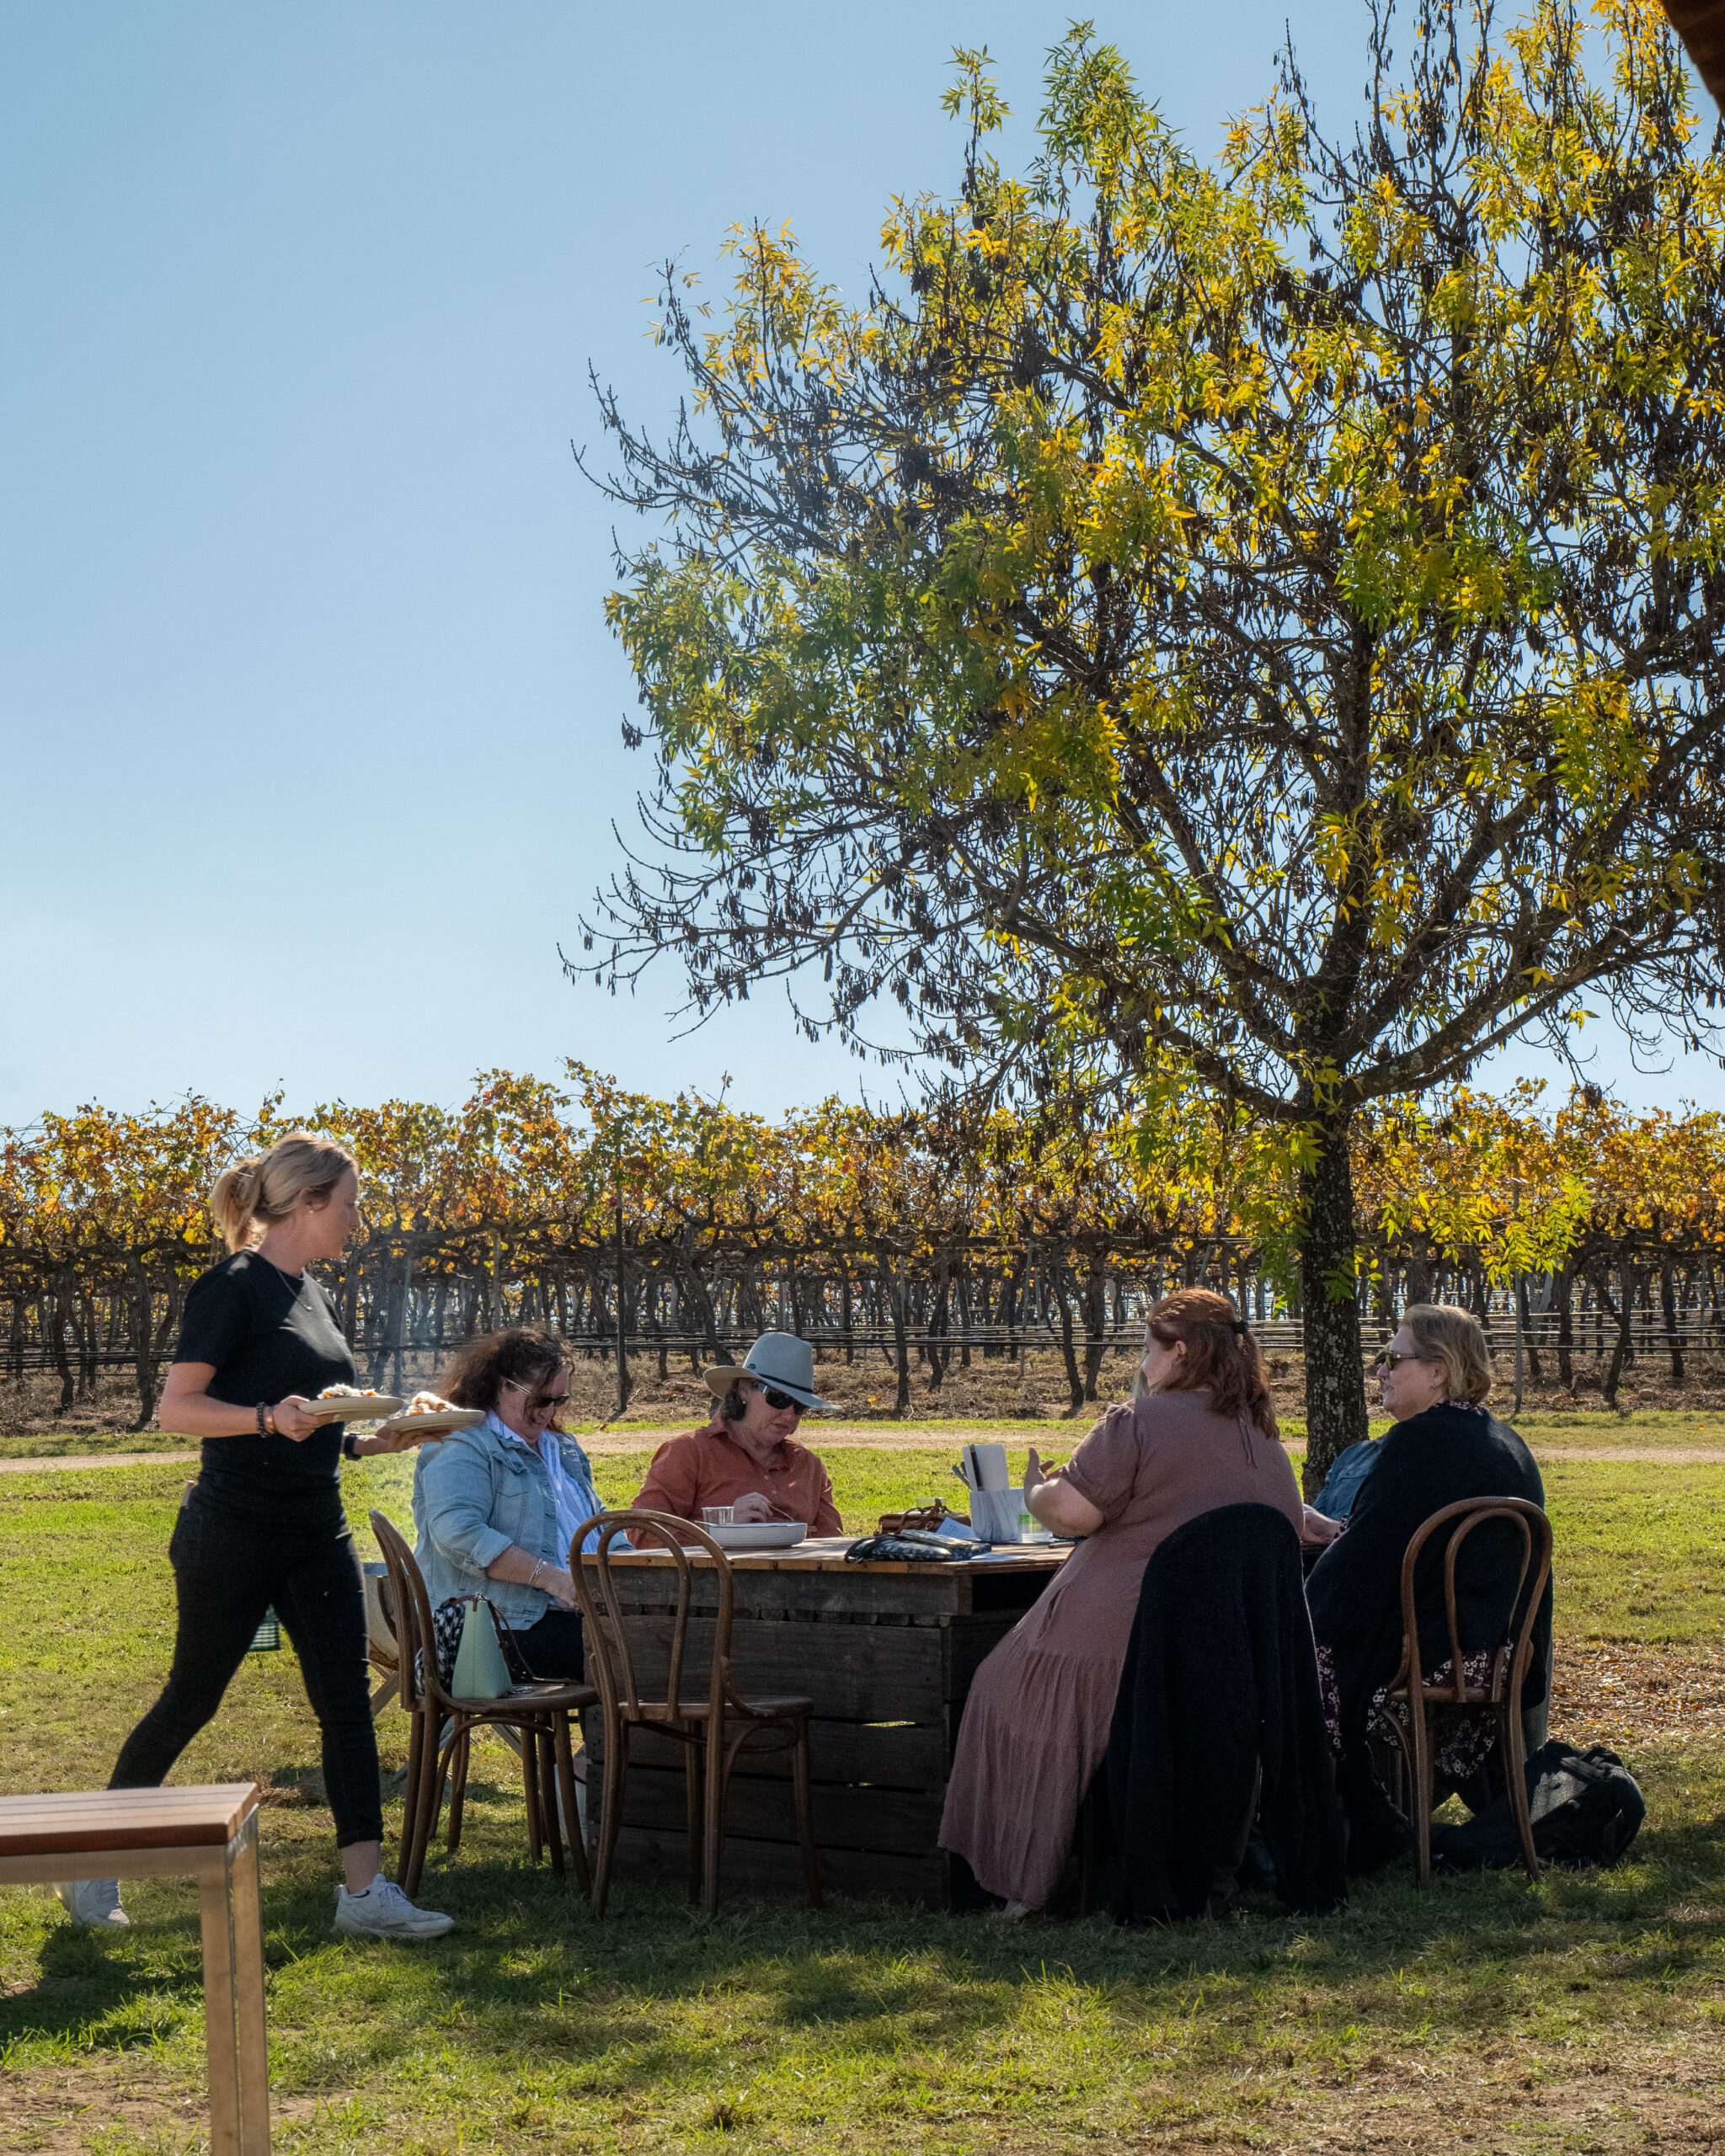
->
[[2, 1448, 1722, 2153]]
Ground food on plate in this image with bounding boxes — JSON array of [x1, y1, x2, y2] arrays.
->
[[317, 1384, 384, 1400], [404, 1390, 459, 1416]]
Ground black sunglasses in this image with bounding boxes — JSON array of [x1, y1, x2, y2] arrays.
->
[[505, 1378, 569, 1413], [750, 1383, 804, 1415]]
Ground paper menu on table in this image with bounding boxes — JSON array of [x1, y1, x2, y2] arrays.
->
[[962, 1442, 1009, 1492]]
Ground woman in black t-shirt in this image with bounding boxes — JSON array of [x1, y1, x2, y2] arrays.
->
[[60, 1133, 454, 1941]]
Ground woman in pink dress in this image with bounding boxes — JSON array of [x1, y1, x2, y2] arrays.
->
[[939, 1289, 1332, 1914]]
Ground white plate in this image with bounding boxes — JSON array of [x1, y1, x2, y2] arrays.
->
[[373, 1406, 484, 1438], [702, 1521, 808, 1550], [309, 1393, 404, 1422]]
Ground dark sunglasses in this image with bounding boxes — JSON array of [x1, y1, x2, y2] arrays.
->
[[1374, 1351, 1431, 1371], [505, 1378, 569, 1414], [751, 1383, 804, 1415]]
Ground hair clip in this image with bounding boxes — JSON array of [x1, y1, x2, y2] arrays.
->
[[1231, 1320, 1250, 1335]]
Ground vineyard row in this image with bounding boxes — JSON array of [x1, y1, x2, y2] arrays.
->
[[5, 1070, 1722, 1423]]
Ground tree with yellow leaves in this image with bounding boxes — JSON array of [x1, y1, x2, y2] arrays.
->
[[584, 2, 1725, 1473]]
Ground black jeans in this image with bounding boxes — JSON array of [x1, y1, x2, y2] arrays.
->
[[509, 1607, 585, 1682], [112, 1492, 384, 1848]]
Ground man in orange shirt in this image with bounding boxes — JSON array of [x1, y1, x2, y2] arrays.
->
[[632, 1332, 842, 1535]]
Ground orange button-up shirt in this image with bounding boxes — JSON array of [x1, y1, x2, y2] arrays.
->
[[631, 1417, 841, 1536]]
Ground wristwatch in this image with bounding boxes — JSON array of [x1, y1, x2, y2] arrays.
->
[[341, 1431, 362, 1461]]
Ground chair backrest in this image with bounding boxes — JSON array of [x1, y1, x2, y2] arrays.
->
[[1397, 1497, 1552, 1705], [369, 1509, 441, 1715], [570, 1509, 734, 1725]]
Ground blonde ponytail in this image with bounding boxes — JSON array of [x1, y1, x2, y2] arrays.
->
[[210, 1132, 357, 1253]]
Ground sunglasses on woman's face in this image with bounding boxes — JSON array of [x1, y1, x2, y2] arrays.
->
[[752, 1384, 803, 1415], [1374, 1351, 1430, 1371], [505, 1378, 569, 1415]]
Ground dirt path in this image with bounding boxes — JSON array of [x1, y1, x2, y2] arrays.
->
[[0, 1448, 198, 1474], [3, 1432, 1724, 1476]]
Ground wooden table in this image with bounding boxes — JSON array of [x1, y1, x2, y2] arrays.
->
[[583, 1536, 1070, 1906], [0, 1784, 268, 2154]]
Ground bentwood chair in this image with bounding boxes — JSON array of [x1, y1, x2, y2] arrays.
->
[[571, 1509, 823, 1919], [1370, 1497, 1553, 1886], [369, 1511, 596, 1901]]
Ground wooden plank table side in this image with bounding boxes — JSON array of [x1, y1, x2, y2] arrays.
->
[[0, 1784, 270, 2155], [580, 1536, 1072, 1906]]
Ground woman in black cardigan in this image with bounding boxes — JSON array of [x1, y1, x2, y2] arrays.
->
[[1306, 1304, 1550, 1870]]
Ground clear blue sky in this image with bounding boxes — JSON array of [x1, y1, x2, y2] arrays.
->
[[2, 3, 1713, 1129]]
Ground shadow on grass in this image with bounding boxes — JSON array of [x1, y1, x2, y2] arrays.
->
[[4, 1753, 1720, 2092]]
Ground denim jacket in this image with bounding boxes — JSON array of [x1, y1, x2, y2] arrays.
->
[[411, 1416, 600, 1629]]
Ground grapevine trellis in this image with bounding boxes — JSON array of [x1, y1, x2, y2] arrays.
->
[[3, 1067, 1722, 1426]]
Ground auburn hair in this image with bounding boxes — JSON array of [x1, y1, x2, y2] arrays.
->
[[440, 1327, 566, 1412], [1142, 1286, 1279, 1441]]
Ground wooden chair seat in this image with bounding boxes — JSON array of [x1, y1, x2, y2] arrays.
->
[[574, 1509, 824, 1918], [370, 1512, 596, 1902], [639, 1694, 816, 1724]]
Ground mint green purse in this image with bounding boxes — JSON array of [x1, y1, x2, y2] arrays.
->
[[449, 1596, 513, 1700]]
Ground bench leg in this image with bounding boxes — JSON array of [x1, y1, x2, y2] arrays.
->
[[198, 1827, 270, 2155], [231, 1819, 270, 2152], [198, 1857, 244, 2155]]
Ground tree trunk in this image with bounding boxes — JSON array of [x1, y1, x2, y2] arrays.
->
[[48, 1284, 73, 1414], [926, 1266, 949, 1394], [1555, 1266, 1573, 1389], [126, 1258, 160, 1432], [681, 1241, 728, 1366], [1081, 1257, 1109, 1401], [1297, 1112, 1369, 1494], [1601, 1262, 1634, 1406], [1661, 1262, 1685, 1386], [1517, 1274, 1541, 1385], [1052, 1256, 1086, 1417], [881, 1252, 911, 1415]]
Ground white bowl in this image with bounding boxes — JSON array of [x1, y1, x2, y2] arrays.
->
[[702, 1521, 808, 1550]]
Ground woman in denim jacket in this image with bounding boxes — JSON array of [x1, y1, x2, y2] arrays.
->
[[412, 1329, 602, 1678]]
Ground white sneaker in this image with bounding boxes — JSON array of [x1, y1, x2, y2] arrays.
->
[[333, 1874, 454, 1940], [56, 1879, 130, 1927]]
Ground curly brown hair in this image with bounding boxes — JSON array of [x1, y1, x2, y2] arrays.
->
[[440, 1328, 566, 1412], [1143, 1287, 1279, 1441]]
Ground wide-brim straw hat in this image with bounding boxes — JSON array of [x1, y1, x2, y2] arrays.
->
[[702, 1331, 836, 1412]]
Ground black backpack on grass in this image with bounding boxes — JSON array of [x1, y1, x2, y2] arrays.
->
[[1430, 1741, 1645, 1874]]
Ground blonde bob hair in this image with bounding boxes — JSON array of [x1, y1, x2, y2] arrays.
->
[[1402, 1302, 1493, 1406], [210, 1132, 358, 1254]]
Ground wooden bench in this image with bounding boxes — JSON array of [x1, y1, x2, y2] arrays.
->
[[0, 1784, 269, 2153]]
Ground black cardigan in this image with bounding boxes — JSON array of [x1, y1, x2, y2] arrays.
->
[[1305, 1402, 1550, 1753], [1107, 1503, 1348, 1922]]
